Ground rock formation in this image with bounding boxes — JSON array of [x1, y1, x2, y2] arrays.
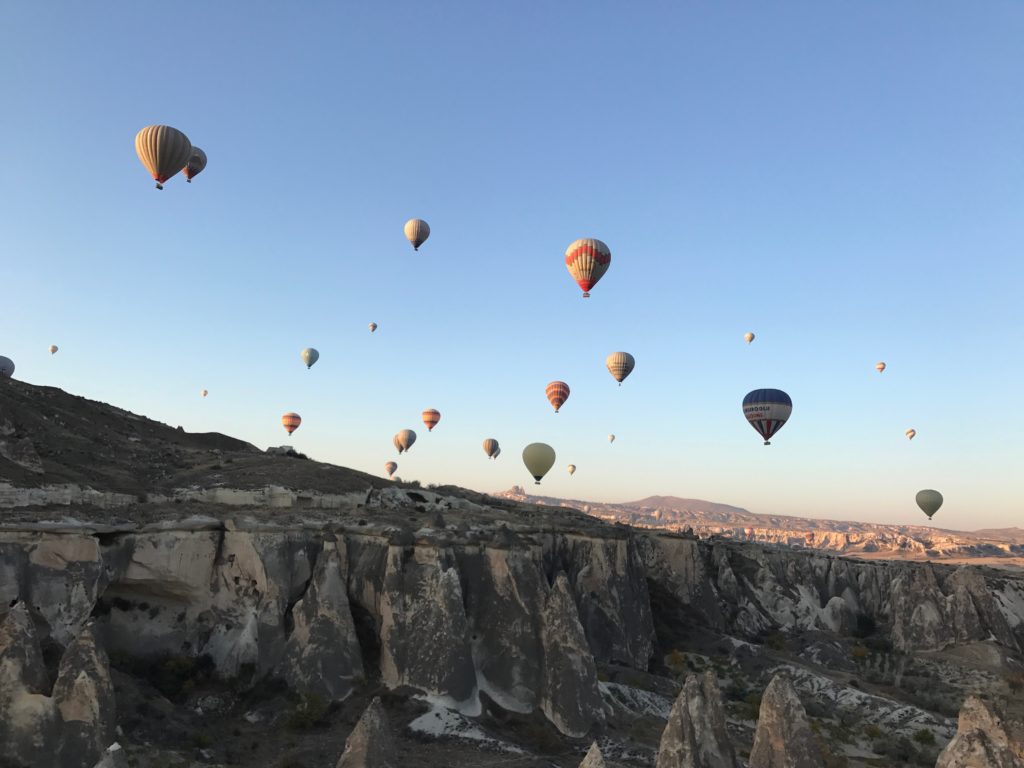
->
[[52, 622, 117, 768], [336, 697, 396, 768], [91, 743, 128, 768], [748, 674, 824, 768], [936, 696, 1024, 768], [580, 741, 608, 767], [655, 671, 737, 768]]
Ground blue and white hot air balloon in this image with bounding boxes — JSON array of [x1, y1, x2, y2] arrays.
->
[[742, 389, 792, 445]]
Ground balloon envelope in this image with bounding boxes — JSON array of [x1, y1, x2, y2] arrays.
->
[[183, 147, 207, 181], [565, 238, 611, 298], [301, 348, 319, 369], [49, 345, 58, 355], [384, 461, 398, 477], [404, 219, 430, 250], [905, 429, 916, 440], [876, 362, 886, 373], [281, 412, 301, 436], [606, 352, 635, 385], [608, 434, 616, 443], [394, 429, 417, 454], [483, 438, 500, 459], [201, 389, 208, 398], [135, 125, 192, 189], [0, 356, 14, 379], [546, 381, 570, 412], [422, 409, 441, 432], [742, 389, 792, 445], [916, 489, 943, 519], [567, 464, 576, 476], [369, 323, 378, 333], [522, 443, 556, 484], [744, 332, 755, 344]]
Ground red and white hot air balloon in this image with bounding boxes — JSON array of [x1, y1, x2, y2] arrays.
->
[[281, 412, 302, 437], [422, 409, 441, 432], [565, 238, 611, 298], [546, 381, 570, 413]]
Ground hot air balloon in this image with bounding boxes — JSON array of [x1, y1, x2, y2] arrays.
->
[[742, 389, 792, 445], [567, 464, 576, 476], [494, 447, 501, 458], [916, 489, 943, 519], [744, 332, 755, 344], [876, 362, 886, 373], [384, 461, 398, 478], [522, 443, 556, 485], [201, 389, 208, 398], [369, 323, 378, 333], [49, 345, 58, 355], [0, 357, 14, 379], [906, 429, 916, 440], [281, 412, 301, 437], [606, 352, 635, 386], [404, 219, 430, 251], [483, 438, 500, 459], [301, 348, 319, 369], [394, 429, 417, 454], [608, 434, 616, 444], [135, 125, 192, 190], [183, 147, 207, 182], [565, 238, 611, 298], [546, 381, 570, 413], [422, 409, 441, 432]]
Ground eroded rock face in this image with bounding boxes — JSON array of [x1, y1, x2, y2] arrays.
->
[[53, 622, 117, 768], [0, 602, 59, 768], [580, 741, 608, 767], [936, 696, 1024, 768], [91, 743, 128, 768], [335, 697, 396, 768], [540, 572, 604, 738], [655, 671, 737, 768], [748, 674, 824, 768], [281, 540, 364, 701]]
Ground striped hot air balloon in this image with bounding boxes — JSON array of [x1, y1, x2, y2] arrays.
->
[[394, 429, 417, 454], [483, 438, 499, 459], [135, 125, 192, 189], [422, 409, 441, 432], [605, 352, 635, 386], [565, 238, 611, 298], [742, 389, 792, 445], [404, 219, 430, 250], [384, 461, 398, 478], [281, 412, 302, 437], [183, 147, 207, 182], [546, 381, 570, 412]]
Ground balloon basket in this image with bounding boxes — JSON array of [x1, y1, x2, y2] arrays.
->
[[582, 292, 590, 298]]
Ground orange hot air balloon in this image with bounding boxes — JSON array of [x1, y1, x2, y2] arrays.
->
[[546, 381, 570, 413], [281, 412, 301, 437], [565, 238, 611, 298], [422, 409, 441, 432], [483, 438, 499, 459]]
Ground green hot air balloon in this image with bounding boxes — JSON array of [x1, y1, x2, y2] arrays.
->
[[915, 489, 943, 520], [522, 443, 555, 485]]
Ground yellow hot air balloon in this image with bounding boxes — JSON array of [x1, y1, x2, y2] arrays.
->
[[916, 489, 943, 520], [135, 125, 192, 190], [281, 412, 301, 437], [567, 464, 576, 476], [744, 332, 755, 344], [201, 389, 208, 398], [422, 409, 441, 432], [483, 438, 499, 459], [905, 429, 916, 440], [522, 443, 556, 485], [876, 362, 886, 373], [384, 461, 398, 478], [369, 322, 378, 333], [565, 238, 611, 298], [404, 219, 430, 250], [48, 345, 58, 355], [605, 352, 635, 386], [183, 147, 207, 182], [394, 429, 417, 454]]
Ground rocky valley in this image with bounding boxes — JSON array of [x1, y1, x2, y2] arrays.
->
[[2, 380, 1023, 767]]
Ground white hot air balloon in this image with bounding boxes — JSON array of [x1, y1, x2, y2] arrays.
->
[[301, 348, 319, 369]]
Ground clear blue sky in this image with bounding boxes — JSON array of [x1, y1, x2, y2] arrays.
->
[[2, 3, 1022, 530]]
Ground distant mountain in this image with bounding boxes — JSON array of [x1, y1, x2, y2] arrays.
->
[[494, 486, 1024, 562]]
